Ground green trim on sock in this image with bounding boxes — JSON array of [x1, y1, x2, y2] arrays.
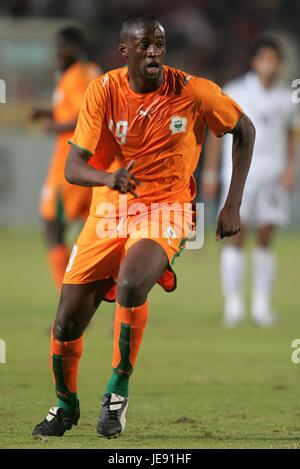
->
[[106, 368, 130, 397], [106, 322, 133, 397], [52, 354, 78, 412], [118, 323, 133, 375]]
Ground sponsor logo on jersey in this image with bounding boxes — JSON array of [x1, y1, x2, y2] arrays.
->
[[101, 74, 109, 87]]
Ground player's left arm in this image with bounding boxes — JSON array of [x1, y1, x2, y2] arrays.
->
[[198, 78, 255, 240], [281, 127, 298, 190], [216, 113, 255, 240]]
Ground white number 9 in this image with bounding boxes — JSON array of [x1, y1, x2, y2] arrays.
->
[[115, 120, 128, 145]]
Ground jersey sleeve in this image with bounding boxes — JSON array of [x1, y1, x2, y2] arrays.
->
[[193, 78, 243, 137], [68, 64, 103, 117], [68, 78, 108, 155], [67, 79, 89, 117]]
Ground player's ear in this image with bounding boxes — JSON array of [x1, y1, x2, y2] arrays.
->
[[119, 43, 128, 59]]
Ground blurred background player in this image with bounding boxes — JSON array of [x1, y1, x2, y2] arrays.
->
[[203, 36, 298, 327], [31, 26, 101, 290]]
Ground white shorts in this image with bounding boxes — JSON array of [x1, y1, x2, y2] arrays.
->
[[219, 178, 289, 228]]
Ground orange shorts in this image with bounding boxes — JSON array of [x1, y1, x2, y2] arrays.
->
[[39, 167, 92, 222], [63, 209, 193, 299]]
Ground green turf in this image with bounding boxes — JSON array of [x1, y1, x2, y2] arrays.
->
[[0, 229, 300, 448]]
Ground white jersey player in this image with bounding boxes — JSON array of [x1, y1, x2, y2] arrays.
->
[[202, 36, 298, 327]]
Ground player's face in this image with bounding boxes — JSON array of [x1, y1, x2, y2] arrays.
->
[[251, 47, 282, 83], [121, 24, 166, 83], [56, 37, 78, 72]]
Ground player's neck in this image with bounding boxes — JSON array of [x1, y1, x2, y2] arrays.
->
[[128, 71, 164, 94], [59, 58, 78, 73], [258, 75, 275, 89]]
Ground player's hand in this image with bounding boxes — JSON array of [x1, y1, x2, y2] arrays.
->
[[30, 109, 52, 120], [281, 165, 296, 191], [216, 202, 241, 240], [105, 160, 140, 198]]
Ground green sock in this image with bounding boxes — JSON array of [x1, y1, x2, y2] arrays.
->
[[52, 354, 78, 413], [106, 322, 133, 398], [106, 368, 131, 397]]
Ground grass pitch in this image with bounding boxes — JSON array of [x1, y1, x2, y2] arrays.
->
[[0, 229, 300, 449]]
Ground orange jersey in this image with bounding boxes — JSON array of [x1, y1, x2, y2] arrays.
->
[[39, 61, 101, 222], [70, 65, 242, 215], [51, 61, 101, 176]]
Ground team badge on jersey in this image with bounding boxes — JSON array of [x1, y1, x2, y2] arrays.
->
[[169, 115, 187, 135]]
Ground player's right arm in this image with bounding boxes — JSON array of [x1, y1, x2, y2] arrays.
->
[[65, 147, 139, 197], [31, 109, 77, 134], [65, 78, 139, 197]]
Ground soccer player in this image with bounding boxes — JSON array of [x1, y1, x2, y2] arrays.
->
[[203, 36, 298, 328], [32, 15, 255, 439], [32, 26, 100, 290]]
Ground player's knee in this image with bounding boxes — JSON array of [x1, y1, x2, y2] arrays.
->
[[53, 297, 87, 340], [257, 238, 272, 249], [257, 227, 274, 248], [117, 276, 146, 307], [53, 316, 81, 341]]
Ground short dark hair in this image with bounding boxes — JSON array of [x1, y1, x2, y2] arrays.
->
[[120, 15, 163, 42], [250, 36, 283, 60], [57, 26, 87, 50]]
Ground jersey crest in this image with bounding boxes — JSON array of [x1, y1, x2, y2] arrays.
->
[[169, 115, 187, 135]]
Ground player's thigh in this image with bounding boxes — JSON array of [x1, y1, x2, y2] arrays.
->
[[256, 181, 289, 229], [39, 168, 62, 220], [54, 279, 114, 341], [117, 239, 168, 299]]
